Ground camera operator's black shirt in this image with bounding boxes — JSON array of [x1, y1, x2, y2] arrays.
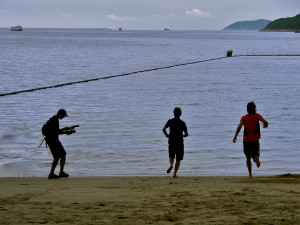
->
[[45, 116, 66, 158], [46, 116, 62, 140]]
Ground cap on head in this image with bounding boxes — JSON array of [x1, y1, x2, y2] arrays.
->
[[58, 108, 68, 117]]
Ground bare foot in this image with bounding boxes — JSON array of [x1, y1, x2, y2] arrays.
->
[[249, 173, 252, 179], [253, 157, 260, 168], [256, 161, 260, 168], [167, 166, 173, 174], [173, 175, 179, 178]]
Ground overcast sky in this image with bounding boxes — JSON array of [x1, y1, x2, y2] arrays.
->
[[1, 0, 300, 30]]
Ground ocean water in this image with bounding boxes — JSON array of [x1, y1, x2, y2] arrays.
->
[[0, 29, 300, 177]]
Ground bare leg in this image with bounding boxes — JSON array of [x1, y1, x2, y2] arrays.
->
[[60, 155, 66, 173], [167, 158, 174, 173], [173, 160, 181, 178], [246, 158, 252, 178], [253, 156, 260, 168], [50, 158, 59, 174]]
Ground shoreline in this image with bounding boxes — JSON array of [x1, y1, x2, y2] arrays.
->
[[0, 173, 299, 178], [260, 28, 300, 32], [1, 176, 299, 224]]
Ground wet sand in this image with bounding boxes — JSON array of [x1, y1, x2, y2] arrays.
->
[[0, 175, 299, 224]]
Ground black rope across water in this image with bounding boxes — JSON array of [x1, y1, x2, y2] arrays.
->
[[240, 54, 300, 57], [1, 52, 300, 97], [0, 56, 227, 97]]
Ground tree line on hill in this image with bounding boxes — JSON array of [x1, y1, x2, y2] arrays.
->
[[224, 13, 300, 31], [261, 13, 300, 31]]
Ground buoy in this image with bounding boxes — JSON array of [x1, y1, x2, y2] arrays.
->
[[227, 50, 233, 57]]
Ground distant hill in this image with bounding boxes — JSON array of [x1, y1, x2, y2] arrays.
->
[[261, 13, 300, 31], [224, 19, 271, 30]]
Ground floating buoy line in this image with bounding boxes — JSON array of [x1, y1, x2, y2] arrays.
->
[[1, 51, 300, 97], [239, 54, 300, 57]]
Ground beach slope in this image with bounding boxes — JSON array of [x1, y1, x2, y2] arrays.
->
[[0, 176, 299, 224]]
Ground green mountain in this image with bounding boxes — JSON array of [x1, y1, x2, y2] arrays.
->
[[261, 13, 300, 31], [224, 19, 271, 30]]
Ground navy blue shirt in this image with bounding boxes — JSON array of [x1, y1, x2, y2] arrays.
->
[[165, 118, 187, 144]]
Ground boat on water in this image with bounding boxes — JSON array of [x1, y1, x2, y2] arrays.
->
[[11, 25, 23, 31], [164, 26, 170, 30]]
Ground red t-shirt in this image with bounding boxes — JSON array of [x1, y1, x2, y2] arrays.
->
[[241, 113, 262, 142]]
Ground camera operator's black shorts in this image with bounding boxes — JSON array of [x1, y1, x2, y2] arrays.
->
[[169, 142, 184, 161], [46, 138, 66, 159]]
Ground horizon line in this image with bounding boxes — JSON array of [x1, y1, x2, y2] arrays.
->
[[0, 27, 226, 31]]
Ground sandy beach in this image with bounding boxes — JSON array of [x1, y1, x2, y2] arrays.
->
[[0, 175, 299, 225]]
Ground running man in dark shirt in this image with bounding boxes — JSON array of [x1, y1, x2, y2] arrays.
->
[[162, 107, 188, 178]]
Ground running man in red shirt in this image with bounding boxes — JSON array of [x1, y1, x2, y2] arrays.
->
[[233, 102, 268, 178]]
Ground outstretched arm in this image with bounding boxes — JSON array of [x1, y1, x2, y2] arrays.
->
[[183, 130, 188, 137], [162, 126, 169, 137], [260, 117, 268, 128], [233, 121, 244, 143]]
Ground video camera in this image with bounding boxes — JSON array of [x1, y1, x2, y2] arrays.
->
[[63, 125, 80, 135]]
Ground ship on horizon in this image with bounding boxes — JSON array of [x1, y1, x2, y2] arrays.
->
[[11, 25, 23, 31]]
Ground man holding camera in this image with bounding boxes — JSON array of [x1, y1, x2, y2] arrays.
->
[[45, 109, 70, 179]]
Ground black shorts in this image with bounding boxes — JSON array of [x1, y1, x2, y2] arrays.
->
[[46, 138, 66, 159], [243, 141, 260, 159], [169, 142, 184, 161]]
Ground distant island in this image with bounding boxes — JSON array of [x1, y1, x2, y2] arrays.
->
[[224, 19, 271, 30], [261, 13, 300, 31]]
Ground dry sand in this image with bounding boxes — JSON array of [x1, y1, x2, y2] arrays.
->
[[0, 175, 299, 225]]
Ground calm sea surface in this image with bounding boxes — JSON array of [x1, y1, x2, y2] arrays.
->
[[0, 29, 300, 177]]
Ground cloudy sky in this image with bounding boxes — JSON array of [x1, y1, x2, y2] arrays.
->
[[1, 0, 300, 30]]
